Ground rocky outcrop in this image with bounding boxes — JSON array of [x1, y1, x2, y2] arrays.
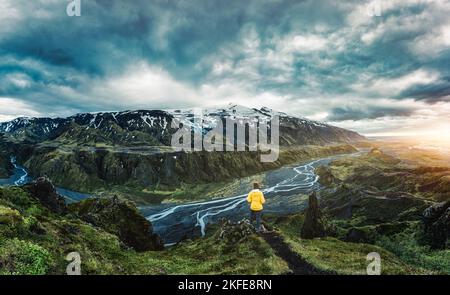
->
[[422, 200, 450, 249], [344, 222, 409, 244], [301, 192, 326, 239], [69, 196, 164, 251], [0, 155, 11, 178], [367, 148, 401, 165], [218, 219, 255, 244], [23, 177, 67, 214], [316, 166, 339, 186], [0, 205, 22, 225], [0, 134, 13, 178]]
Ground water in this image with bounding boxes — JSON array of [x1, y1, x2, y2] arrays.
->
[[1, 152, 358, 246], [0, 156, 32, 186], [0, 156, 92, 203], [55, 188, 92, 204], [140, 155, 345, 245]]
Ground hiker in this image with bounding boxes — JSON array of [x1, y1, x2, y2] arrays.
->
[[247, 182, 265, 232]]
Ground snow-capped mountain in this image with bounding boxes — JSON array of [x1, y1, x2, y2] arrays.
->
[[0, 104, 365, 146]]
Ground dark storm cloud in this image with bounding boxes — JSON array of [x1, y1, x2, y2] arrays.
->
[[398, 80, 450, 103], [327, 106, 415, 121], [0, 0, 450, 129]]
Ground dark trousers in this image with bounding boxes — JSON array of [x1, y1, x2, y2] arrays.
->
[[250, 210, 262, 230]]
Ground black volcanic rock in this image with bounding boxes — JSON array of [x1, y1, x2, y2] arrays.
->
[[422, 200, 450, 249], [301, 192, 326, 239], [23, 177, 67, 214], [69, 196, 164, 251]]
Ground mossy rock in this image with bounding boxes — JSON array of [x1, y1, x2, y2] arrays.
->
[[345, 226, 378, 243], [0, 205, 22, 225], [69, 196, 163, 251], [316, 165, 339, 186]]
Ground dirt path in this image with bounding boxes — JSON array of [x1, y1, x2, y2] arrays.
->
[[260, 232, 334, 275]]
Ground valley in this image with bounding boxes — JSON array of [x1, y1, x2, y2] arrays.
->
[[0, 106, 448, 275]]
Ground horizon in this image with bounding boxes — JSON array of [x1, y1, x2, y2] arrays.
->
[[2, 104, 449, 141], [1, 0, 449, 139]]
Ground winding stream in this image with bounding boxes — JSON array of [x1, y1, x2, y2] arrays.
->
[[140, 155, 349, 245], [0, 157, 31, 186], [0, 156, 91, 203]]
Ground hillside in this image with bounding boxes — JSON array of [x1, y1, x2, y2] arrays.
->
[[0, 105, 365, 201], [0, 179, 433, 275]]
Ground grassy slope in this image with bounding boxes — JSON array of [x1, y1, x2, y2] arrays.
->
[[327, 148, 450, 202], [311, 148, 450, 274], [269, 215, 429, 275], [0, 184, 445, 275], [0, 186, 289, 275]]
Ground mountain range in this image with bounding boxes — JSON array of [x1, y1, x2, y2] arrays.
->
[[0, 104, 365, 146]]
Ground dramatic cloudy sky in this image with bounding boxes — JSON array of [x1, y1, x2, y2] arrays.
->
[[1, 0, 450, 136]]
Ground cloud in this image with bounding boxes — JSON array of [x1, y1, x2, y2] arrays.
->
[[0, 97, 42, 121], [0, 0, 449, 136], [350, 69, 442, 98], [327, 105, 415, 121]]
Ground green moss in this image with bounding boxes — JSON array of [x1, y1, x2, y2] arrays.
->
[[283, 236, 427, 274], [0, 206, 22, 225], [0, 238, 52, 275], [273, 212, 429, 274], [376, 227, 450, 274], [132, 233, 289, 275], [0, 185, 289, 275]]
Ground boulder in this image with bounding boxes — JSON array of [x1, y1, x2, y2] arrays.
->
[[0, 205, 22, 225], [23, 177, 67, 214], [345, 227, 375, 243], [69, 196, 164, 251], [218, 219, 255, 244], [316, 166, 338, 186], [422, 200, 450, 249], [301, 192, 326, 239]]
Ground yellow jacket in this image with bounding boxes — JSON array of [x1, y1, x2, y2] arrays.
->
[[247, 189, 265, 211]]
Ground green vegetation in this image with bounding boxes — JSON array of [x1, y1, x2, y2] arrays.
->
[[0, 239, 52, 275], [324, 148, 450, 202], [0, 135, 12, 178], [134, 231, 289, 275], [270, 214, 429, 274], [376, 227, 450, 274], [23, 144, 357, 205], [0, 185, 289, 275], [0, 205, 22, 225], [312, 148, 450, 274], [1, 143, 448, 275], [284, 236, 424, 274]]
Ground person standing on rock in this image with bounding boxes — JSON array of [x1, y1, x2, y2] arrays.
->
[[247, 182, 266, 232]]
